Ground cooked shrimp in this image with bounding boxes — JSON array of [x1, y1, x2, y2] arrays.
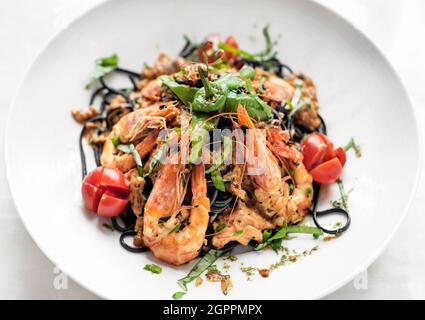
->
[[114, 102, 180, 143], [260, 76, 294, 105], [267, 127, 313, 225], [141, 79, 162, 101], [212, 201, 273, 249], [237, 106, 313, 225], [101, 129, 159, 173], [143, 163, 210, 265]]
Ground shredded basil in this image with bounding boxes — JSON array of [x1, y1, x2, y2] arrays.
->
[[331, 179, 350, 211], [177, 249, 224, 291], [91, 53, 119, 82], [345, 138, 362, 157], [111, 135, 120, 147], [144, 264, 162, 274], [256, 224, 323, 251], [289, 80, 307, 117], [172, 291, 186, 300], [117, 143, 143, 176], [233, 230, 244, 237], [215, 223, 227, 233], [210, 170, 226, 192]]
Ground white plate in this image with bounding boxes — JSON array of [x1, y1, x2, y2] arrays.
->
[[5, 0, 421, 300]]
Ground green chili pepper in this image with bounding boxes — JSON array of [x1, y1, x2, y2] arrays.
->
[[224, 91, 272, 121], [192, 66, 227, 112], [215, 65, 256, 90], [160, 75, 199, 106]]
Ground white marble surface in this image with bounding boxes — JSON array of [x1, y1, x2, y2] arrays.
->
[[0, 0, 424, 299]]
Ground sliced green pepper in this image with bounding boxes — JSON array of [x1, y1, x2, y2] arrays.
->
[[192, 66, 227, 112], [160, 75, 199, 106], [225, 91, 272, 121]]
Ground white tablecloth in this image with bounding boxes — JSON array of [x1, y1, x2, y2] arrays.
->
[[1, 0, 424, 299]]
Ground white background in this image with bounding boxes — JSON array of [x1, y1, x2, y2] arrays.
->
[[0, 0, 424, 299]]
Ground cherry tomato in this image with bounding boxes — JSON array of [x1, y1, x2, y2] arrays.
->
[[301, 133, 328, 171], [82, 166, 129, 217], [223, 36, 239, 59], [310, 158, 343, 184], [301, 133, 347, 184], [335, 147, 347, 167], [97, 192, 129, 218]]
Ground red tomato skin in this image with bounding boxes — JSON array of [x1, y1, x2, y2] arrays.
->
[[97, 192, 129, 217], [81, 166, 129, 215], [335, 147, 347, 167], [100, 167, 129, 193], [301, 133, 328, 171], [81, 182, 104, 212], [83, 166, 104, 187], [310, 158, 343, 184], [224, 36, 239, 59]]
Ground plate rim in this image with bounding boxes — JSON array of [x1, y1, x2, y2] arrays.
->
[[4, 0, 423, 300]]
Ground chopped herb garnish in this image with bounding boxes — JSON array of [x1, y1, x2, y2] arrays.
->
[[289, 80, 307, 117], [306, 187, 313, 195], [111, 135, 120, 147], [177, 249, 224, 292], [210, 170, 226, 192], [233, 230, 244, 237], [345, 138, 362, 157], [144, 264, 162, 274], [172, 291, 186, 300], [289, 184, 294, 194], [117, 143, 143, 176], [256, 224, 323, 251], [215, 223, 227, 233], [88, 53, 119, 87], [330, 180, 353, 212], [262, 230, 272, 242]]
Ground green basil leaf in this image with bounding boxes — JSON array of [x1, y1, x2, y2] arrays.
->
[[144, 264, 162, 274], [160, 75, 199, 106], [92, 53, 119, 80], [172, 291, 186, 300], [215, 223, 227, 233], [177, 249, 224, 291], [233, 230, 244, 237], [210, 170, 226, 192]]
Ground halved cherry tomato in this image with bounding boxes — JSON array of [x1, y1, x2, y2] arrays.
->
[[223, 36, 239, 60], [301, 133, 347, 184], [301, 133, 328, 171], [334, 147, 347, 167], [82, 166, 129, 217], [310, 158, 343, 184], [97, 191, 129, 218]]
